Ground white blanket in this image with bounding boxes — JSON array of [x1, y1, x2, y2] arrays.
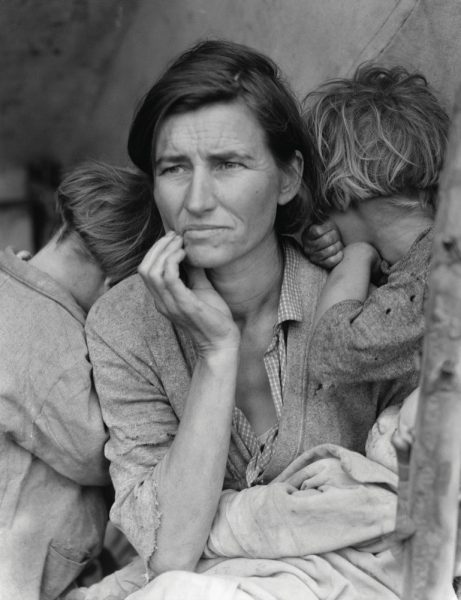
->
[[126, 444, 418, 600], [71, 444, 458, 599]]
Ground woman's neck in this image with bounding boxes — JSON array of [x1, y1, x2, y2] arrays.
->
[[206, 234, 284, 327]]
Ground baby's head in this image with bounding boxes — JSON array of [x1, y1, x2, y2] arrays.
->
[[303, 64, 449, 222], [365, 387, 420, 472], [365, 404, 400, 472]]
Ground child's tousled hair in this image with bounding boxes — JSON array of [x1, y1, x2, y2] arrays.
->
[[303, 64, 449, 221], [56, 161, 162, 285]]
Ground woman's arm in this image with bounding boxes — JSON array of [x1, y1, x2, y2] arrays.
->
[[204, 451, 398, 560], [88, 232, 241, 576], [137, 232, 241, 574], [151, 348, 238, 574]]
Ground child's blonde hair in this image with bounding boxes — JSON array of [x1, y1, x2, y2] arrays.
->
[[56, 161, 162, 285], [303, 64, 449, 221]]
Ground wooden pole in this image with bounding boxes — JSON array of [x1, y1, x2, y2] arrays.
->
[[401, 87, 461, 599]]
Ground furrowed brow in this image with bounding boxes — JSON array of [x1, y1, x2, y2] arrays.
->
[[155, 153, 189, 167], [209, 150, 254, 161]]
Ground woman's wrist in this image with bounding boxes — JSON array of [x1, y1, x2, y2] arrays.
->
[[198, 340, 241, 366]]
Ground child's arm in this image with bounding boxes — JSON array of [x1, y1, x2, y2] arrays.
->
[[307, 233, 431, 384], [313, 242, 379, 328], [302, 220, 344, 269]]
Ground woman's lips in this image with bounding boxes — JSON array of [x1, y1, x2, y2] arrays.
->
[[183, 225, 227, 237]]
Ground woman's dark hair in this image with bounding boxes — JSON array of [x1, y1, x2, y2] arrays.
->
[[128, 39, 314, 234]]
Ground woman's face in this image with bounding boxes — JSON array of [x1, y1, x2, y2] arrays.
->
[[153, 101, 301, 269]]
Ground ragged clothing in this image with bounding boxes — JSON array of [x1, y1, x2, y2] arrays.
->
[[308, 228, 432, 384], [76, 444, 437, 600], [203, 444, 399, 561], [0, 249, 109, 600], [86, 239, 418, 569]]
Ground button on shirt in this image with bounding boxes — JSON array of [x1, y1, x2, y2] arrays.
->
[[232, 241, 303, 486]]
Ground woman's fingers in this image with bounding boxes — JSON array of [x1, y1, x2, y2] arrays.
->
[[137, 232, 239, 349], [286, 458, 353, 489], [138, 233, 187, 314], [285, 462, 321, 488], [139, 234, 183, 286], [163, 247, 187, 287], [139, 230, 177, 273]]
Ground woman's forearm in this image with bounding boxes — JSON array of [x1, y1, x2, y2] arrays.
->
[[149, 347, 239, 575]]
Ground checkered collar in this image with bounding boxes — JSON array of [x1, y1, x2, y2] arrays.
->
[[276, 238, 303, 326]]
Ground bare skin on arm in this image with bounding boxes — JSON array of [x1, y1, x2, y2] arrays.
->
[[138, 233, 241, 574], [136, 101, 302, 574]]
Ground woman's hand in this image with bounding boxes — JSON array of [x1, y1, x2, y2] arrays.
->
[[302, 220, 344, 269], [138, 232, 240, 354], [286, 457, 356, 491]]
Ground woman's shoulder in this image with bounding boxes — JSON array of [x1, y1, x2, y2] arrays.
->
[[86, 272, 172, 340], [283, 237, 328, 292]]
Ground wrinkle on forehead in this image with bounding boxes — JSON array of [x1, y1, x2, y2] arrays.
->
[[155, 102, 268, 161]]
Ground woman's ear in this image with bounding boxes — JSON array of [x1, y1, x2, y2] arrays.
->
[[278, 150, 304, 206]]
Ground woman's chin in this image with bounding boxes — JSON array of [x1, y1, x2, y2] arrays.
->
[[184, 246, 228, 269]]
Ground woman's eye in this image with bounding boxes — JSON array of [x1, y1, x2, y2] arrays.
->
[[160, 165, 184, 175], [218, 161, 243, 170]]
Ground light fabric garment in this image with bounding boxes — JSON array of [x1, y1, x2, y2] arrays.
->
[[63, 560, 148, 600], [0, 249, 109, 600], [116, 444, 453, 600], [203, 444, 399, 561], [63, 444, 401, 600], [86, 240, 418, 567]]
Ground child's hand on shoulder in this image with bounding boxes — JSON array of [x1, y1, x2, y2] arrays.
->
[[302, 219, 344, 269]]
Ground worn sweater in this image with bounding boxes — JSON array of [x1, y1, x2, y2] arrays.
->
[[0, 249, 109, 600], [308, 228, 432, 383], [86, 241, 417, 565]]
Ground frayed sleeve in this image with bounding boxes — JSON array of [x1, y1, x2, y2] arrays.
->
[[86, 306, 179, 565], [308, 266, 426, 383]]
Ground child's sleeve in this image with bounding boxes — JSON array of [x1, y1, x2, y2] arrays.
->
[[308, 264, 426, 383]]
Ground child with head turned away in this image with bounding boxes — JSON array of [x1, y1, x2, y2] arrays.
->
[[302, 64, 449, 392], [0, 161, 161, 600]]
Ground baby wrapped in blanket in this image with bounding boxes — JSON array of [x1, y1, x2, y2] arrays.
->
[[88, 388, 443, 600], [71, 389, 458, 600]]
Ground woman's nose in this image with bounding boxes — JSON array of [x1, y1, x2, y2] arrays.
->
[[183, 168, 217, 214]]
